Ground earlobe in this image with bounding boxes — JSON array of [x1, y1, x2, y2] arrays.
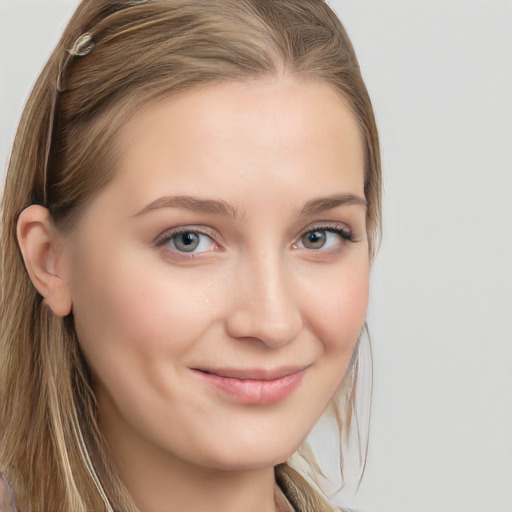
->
[[16, 205, 73, 317]]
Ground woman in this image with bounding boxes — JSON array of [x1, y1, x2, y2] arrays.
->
[[0, 1, 381, 511]]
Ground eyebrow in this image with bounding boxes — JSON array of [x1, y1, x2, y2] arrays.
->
[[300, 194, 367, 216], [134, 195, 239, 218], [134, 193, 367, 219]]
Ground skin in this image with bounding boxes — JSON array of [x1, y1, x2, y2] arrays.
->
[[18, 77, 369, 512]]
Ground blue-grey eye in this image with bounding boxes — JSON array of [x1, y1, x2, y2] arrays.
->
[[173, 232, 200, 252], [170, 232, 214, 253]]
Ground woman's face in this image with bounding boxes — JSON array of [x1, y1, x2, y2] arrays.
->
[[61, 78, 369, 472]]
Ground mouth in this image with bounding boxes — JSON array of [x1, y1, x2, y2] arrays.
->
[[190, 366, 308, 405]]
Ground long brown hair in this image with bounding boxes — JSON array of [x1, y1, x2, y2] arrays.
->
[[1, 1, 381, 510]]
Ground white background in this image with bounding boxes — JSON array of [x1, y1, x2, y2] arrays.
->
[[1, 1, 511, 511]]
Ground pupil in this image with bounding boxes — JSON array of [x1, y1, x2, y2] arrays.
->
[[182, 234, 195, 245], [174, 233, 199, 252]]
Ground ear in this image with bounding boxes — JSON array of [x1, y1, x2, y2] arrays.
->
[[16, 205, 72, 317]]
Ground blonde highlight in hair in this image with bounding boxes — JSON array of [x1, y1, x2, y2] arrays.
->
[[1, 1, 381, 510]]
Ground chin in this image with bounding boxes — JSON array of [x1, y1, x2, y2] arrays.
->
[[209, 453, 293, 473], [196, 430, 307, 472]]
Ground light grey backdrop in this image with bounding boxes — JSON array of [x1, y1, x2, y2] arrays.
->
[[1, 1, 511, 511]]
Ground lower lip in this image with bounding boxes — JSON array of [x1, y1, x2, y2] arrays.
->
[[193, 369, 306, 404]]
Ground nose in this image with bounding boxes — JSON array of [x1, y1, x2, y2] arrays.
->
[[225, 252, 303, 348]]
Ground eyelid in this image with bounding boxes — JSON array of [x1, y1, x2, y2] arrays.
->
[[296, 221, 353, 240]]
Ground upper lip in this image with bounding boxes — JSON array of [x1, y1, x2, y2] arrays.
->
[[192, 366, 309, 381]]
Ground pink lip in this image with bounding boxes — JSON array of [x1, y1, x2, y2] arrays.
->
[[191, 366, 307, 404]]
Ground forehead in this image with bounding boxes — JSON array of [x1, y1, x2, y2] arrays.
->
[[120, 77, 361, 146], [96, 77, 365, 217]]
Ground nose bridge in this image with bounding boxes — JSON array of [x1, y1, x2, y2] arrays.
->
[[226, 246, 303, 347]]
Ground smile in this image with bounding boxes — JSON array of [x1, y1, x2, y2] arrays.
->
[[191, 366, 308, 405]]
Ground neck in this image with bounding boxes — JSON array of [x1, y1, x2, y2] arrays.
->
[[122, 457, 278, 512]]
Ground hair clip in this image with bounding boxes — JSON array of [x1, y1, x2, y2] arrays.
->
[[68, 33, 95, 57]]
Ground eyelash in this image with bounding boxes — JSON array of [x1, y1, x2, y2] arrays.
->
[[301, 224, 353, 241], [154, 223, 354, 257]]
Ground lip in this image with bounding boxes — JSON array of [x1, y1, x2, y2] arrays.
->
[[191, 366, 307, 405]]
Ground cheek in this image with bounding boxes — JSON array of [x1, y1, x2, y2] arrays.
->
[[70, 251, 224, 385], [304, 261, 370, 355], [309, 267, 370, 413], [69, 260, 214, 444]]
